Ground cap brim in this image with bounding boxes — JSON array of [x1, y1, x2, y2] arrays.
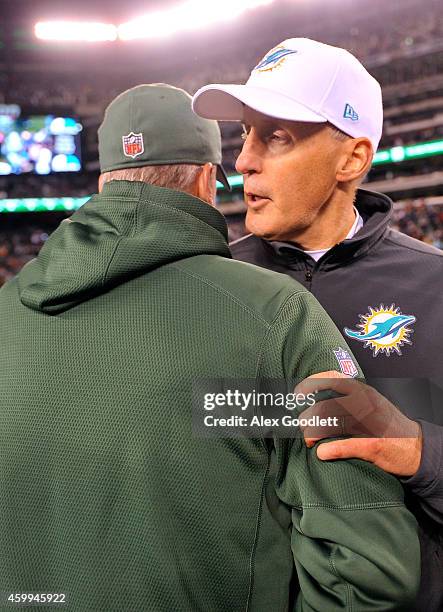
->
[[216, 164, 231, 191], [193, 84, 327, 124]]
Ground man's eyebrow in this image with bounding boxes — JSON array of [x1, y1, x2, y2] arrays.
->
[[241, 120, 288, 138], [261, 119, 285, 131]]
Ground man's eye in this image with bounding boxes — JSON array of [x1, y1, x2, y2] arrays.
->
[[241, 131, 248, 141], [269, 131, 286, 142]]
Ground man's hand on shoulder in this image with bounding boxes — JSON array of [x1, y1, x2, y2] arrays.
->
[[296, 372, 423, 477]]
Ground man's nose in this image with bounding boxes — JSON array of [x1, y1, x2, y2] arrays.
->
[[235, 135, 261, 175]]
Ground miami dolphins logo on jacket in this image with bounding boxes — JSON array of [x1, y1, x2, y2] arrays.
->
[[344, 304, 416, 357]]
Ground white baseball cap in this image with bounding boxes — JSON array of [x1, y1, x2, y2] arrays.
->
[[192, 38, 383, 153]]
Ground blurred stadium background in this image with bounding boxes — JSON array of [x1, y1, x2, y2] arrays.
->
[[0, 0, 442, 284]]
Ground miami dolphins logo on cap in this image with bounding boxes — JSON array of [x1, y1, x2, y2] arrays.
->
[[253, 46, 298, 73], [122, 132, 144, 159], [344, 304, 416, 357]]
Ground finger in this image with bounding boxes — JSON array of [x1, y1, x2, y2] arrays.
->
[[301, 390, 381, 434], [299, 398, 349, 424], [322, 392, 396, 437], [294, 371, 348, 395], [299, 400, 347, 441], [305, 431, 347, 447], [305, 437, 322, 448], [303, 371, 349, 379], [300, 397, 370, 437], [325, 393, 378, 426], [295, 374, 362, 398], [316, 438, 376, 462], [302, 414, 347, 441]]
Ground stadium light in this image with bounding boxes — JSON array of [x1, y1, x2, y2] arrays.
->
[[0, 197, 89, 214], [35, 21, 118, 42], [118, 0, 274, 41], [372, 139, 443, 165]]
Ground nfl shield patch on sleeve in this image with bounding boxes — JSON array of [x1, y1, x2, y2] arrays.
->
[[333, 347, 359, 377]]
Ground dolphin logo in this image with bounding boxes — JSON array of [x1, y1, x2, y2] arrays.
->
[[254, 48, 298, 71], [344, 305, 416, 357], [345, 315, 416, 342]]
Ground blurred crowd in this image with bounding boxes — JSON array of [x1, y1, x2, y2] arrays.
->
[[1, 201, 441, 287], [0, 226, 49, 286], [0, 174, 97, 199], [1, 0, 442, 113], [391, 201, 443, 248], [0, 0, 442, 286]]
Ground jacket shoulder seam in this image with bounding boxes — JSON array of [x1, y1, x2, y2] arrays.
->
[[142, 196, 227, 239], [329, 547, 353, 611], [384, 234, 443, 259], [250, 293, 307, 446], [292, 501, 405, 510], [102, 189, 143, 283], [245, 453, 271, 611], [170, 263, 274, 327], [102, 237, 124, 285], [97, 196, 139, 203], [254, 291, 307, 379]]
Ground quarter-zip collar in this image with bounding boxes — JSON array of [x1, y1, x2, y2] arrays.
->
[[267, 188, 392, 271]]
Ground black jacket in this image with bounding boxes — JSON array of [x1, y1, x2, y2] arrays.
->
[[231, 188, 443, 612]]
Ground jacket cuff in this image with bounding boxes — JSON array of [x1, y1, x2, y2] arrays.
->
[[400, 420, 443, 497]]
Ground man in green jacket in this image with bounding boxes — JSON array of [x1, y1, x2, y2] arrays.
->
[[0, 84, 419, 611]]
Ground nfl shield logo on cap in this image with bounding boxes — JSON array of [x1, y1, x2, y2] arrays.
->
[[122, 132, 144, 159], [333, 348, 359, 378]]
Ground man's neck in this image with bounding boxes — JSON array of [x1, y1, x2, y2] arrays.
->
[[284, 192, 357, 251]]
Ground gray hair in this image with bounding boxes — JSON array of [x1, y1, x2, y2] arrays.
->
[[327, 123, 351, 142], [99, 164, 205, 194]]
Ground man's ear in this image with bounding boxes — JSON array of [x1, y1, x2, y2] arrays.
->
[[336, 138, 373, 184], [196, 163, 217, 206]]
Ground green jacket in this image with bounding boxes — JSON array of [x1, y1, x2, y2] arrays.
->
[[0, 181, 419, 611]]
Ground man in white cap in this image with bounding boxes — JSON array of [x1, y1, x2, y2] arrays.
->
[[193, 38, 443, 611]]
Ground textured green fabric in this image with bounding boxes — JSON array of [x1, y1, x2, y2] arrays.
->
[[0, 181, 419, 611]]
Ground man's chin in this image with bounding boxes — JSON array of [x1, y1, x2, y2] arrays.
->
[[245, 224, 303, 244], [245, 212, 306, 243], [245, 211, 273, 239], [245, 225, 279, 241], [245, 215, 284, 241]]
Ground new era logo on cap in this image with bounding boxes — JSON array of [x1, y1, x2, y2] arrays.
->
[[343, 103, 359, 121]]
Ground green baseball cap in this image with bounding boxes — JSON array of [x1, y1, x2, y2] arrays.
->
[[98, 83, 231, 190]]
